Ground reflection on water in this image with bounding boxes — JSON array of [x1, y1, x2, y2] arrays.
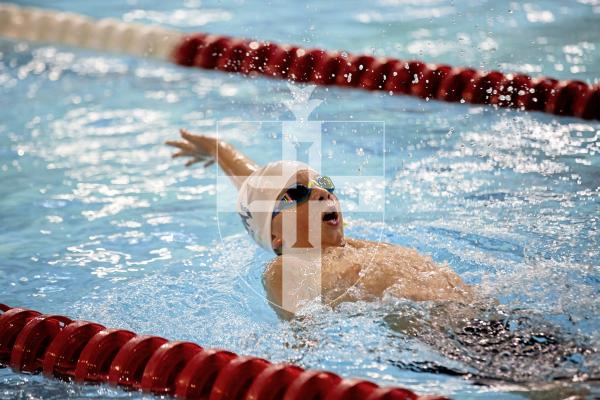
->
[[384, 301, 598, 384]]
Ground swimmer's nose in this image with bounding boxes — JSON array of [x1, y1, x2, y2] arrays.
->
[[312, 187, 334, 201]]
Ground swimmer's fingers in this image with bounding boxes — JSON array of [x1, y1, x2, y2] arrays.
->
[[184, 157, 214, 167], [171, 150, 194, 159], [180, 128, 194, 138], [180, 129, 210, 147], [184, 157, 204, 167], [174, 129, 216, 167], [165, 141, 196, 158], [167, 139, 214, 168], [178, 129, 213, 153], [172, 150, 211, 166], [166, 139, 193, 151]]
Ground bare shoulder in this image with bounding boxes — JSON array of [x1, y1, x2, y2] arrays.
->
[[263, 257, 295, 320], [264, 257, 282, 286], [340, 238, 474, 301]]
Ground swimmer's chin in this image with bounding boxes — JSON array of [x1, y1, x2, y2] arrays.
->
[[321, 224, 345, 249]]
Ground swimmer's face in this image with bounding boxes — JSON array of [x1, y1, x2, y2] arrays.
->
[[271, 169, 344, 253]]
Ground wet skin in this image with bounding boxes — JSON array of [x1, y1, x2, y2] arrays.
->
[[166, 132, 473, 320], [264, 169, 474, 319]]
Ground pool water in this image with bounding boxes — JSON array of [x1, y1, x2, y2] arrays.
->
[[1, 0, 599, 399]]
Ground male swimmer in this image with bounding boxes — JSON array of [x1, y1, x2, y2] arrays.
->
[[167, 129, 473, 319], [166, 130, 595, 388]]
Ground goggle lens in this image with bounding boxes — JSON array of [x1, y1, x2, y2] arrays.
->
[[273, 175, 335, 218], [284, 186, 311, 202]]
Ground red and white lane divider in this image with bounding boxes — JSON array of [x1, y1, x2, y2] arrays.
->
[[0, 304, 446, 400], [0, 3, 599, 120]]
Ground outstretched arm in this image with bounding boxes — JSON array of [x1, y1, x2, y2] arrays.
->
[[166, 129, 259, 189]]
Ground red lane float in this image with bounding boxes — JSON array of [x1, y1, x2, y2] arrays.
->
[[1, 5, 598, 120], [108, 335, 168, 389], [171, 34, 600, 120], [11, 314, 72, 373], [0, 305, 447, 400], [42, 320, 105, 380], [75, 328, 136, 383]]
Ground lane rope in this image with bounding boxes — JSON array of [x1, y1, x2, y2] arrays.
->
[[0, 304, 446, 400], [0, 3, 598, 120]]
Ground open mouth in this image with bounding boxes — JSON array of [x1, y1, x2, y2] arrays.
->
[[322, 211, 340, 226]]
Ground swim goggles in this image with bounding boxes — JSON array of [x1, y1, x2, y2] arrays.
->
[[272, 175, 335, 219]]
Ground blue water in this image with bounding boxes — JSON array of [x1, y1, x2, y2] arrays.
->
[[1, 0, 599, 399]]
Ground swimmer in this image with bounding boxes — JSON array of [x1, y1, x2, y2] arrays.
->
[[167, 129, 474, 319], [167, 130, 598, 388]]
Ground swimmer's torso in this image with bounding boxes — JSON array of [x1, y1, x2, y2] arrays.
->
[[264, 238, 473, 318]]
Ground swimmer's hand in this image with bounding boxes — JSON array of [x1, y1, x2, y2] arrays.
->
[[167, 128, 258, 188], [166, 128, 216, 167]]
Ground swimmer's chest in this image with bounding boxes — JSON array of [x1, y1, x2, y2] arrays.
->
[[320, 243, 444, 293], [320, 243, 389, 286]]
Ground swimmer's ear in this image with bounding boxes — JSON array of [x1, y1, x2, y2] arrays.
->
[[272, 237, 282, 254]]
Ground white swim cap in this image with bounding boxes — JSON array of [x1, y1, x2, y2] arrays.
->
[[237, 160, 318, 252]]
